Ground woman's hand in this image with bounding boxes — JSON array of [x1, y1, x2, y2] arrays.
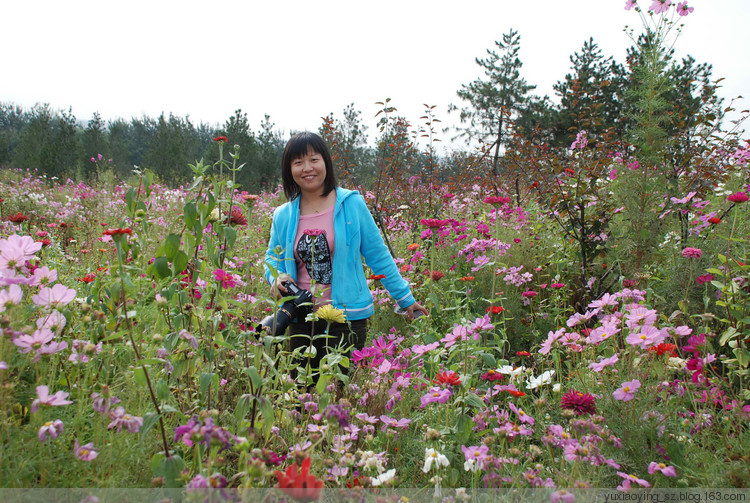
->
[[271, 274, 294, 300], [405, 302, 429, 321]]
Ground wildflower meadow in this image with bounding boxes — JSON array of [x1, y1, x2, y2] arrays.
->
[[1, 2, 750, 502]]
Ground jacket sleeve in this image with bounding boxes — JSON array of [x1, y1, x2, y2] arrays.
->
[[355, 195, 416, 309], [264, 206, 287, 285]]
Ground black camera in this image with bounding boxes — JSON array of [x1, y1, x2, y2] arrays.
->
[[256, 280, 313, 336]]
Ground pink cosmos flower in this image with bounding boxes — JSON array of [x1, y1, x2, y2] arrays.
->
[[551, 490, 576, 503], [38, 419, 64, 441], [74, 439, 99, 461], [31, 385, 72, 413], [588, 354, 619, 372], [420, 386, 452, 408], [13, 328, 68, 360], [508, 402, 535, 425], [30, 266, 58, 287], [461, 444, 491, 472], [616, 471, 650, 491], [649, 0, 673, 14], [625, 325, 665, 349], [0, 284, 23, 312], [676, 2, 694, 16], [31, 284, 76, 308], [681, 247, 702, 259], [613, 379, 641, 401], [379, 415, 411, 430], [648, 461, 677, 477], [0, 235, 42, 270], [0, 361, 7, 370]]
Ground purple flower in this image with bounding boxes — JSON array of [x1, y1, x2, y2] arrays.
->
[[38, 419, 64, 441], [107, 406, 144, 433], [461, 444, 490, 472], [616, 471, 650, 491], [551, 489, 576, 503], [91, 391, 120, 415], [31, 385, 72, 413], [379, 415, 411, 430], [508, 402, 535, 425], [649, 0, 673, 14], [323, 403, 350, 428], [613, 380, 641, 401], [588, 354, 619, 372], [696, 273, 714, 285], [30, 284, 76, 308], [74, 439, 99, 461]]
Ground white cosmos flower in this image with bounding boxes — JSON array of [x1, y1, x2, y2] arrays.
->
[[497, 365, 526, 381], [526, 369, 555, 390], [371, 468, 396, 486], [423, 448, 450, 473]]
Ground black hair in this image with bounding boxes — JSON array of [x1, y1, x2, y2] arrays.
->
[[281, 132, 338, 201]]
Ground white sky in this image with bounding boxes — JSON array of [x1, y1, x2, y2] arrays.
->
[[2, 0, 748, 150]]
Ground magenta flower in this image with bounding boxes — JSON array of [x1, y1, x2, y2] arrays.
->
[[560, 389, 596, 415], [107, 406, 144, 433], [31, 385, 72, 413], [38, 419, 64, 441], [616, 471, 650, 491], [420, 386, 452, 408], [31, 284, 76, 308], [613, 379, 641, 401], [74, 439, 99, 461], [625, 325, 666, 349], [420, 218, 449, 229], [213, 269, 237, 289], [696, 273, 714, 285], [727, 192, 749, 203], [681, 247, 702, 259], [91, 391, 120, 415], [483, 196, 511, 207], [379, 415, 411, 430], [521, 290, 538, 298], [302, 228, 324, 236], [508, 402, 535, 425], [648, 461, 677, 477], [0, 361, 7, 370]]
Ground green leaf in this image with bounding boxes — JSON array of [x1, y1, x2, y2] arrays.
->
[[199, 372, 218, 401], [164, 233, 181, 262], [141, 411, 160, 438], [134, 367, 147, 387], [183, 202, 198, 228], [733, 348, 750, 368], [720, 327, 738, 346], [150, 256, 171, 279], [245, 366, 264, 390], [456, 413, 474, 444], [704, 268, 724, 276], [224, 226, 237, 249], [235, 394, 254, 424], [156, 379, 171, 402], [172, 251, 189, 276], [158, 454, 185, 488], [316, 374, 331, 395], [463, 393, 485, 409], [480, 353, 497, 368]]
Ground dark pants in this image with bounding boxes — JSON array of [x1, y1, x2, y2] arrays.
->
[[288, 317, 368, 379]]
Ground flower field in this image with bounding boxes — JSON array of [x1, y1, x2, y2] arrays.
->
[[0, 134, 748, 500]]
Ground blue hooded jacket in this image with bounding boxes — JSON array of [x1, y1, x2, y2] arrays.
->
[[264, 187, 415, 320]]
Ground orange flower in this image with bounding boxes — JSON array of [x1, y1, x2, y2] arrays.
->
[[407, 243, 419, 251], [274, 457, 323, 501], [508, 390, 526, 397], [459, 276, 475, 282], [369, 274, 387, 280]]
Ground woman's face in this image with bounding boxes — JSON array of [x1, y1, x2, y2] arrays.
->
[[291, 148, 327, 197]]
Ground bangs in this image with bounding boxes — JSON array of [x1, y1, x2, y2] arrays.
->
[[284, 133, 328, 161]]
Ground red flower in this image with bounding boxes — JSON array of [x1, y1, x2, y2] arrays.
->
[[459, 276, 475, 282], [708, 217, 722, 224], [78, 273, 96, 283], [433, 371, 461, 387], [487, 305, 504, 314], [407, 243, 420, 251], [531, 182, 539, 189], [38, 238, 52, 247], [213, 136, 229, 143], [6, 212, 28, 223], [649, 343, 678, 357], [103, 228, 133, 236], [274, 457, 323, 502], [560, 389, 596, 415], [369, 274, 386, 280], [225, 207, 247, 226], [516, 351, 530, 357], [424, 270, 444, 281], [564, 168, 576, 176], [521, 290, 538, 298], [508, 390, 526, 397]]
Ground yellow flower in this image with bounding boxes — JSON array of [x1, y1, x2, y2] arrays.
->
[[316, 304, 346, 324]]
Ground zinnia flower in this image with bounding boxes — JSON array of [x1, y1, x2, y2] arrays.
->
[[727, 192, 749, 203], [213, 136, 229, 143], [433, 371, 461, 387], [6, 212, 29, 223], [420, 218, 449, 229], [316, 304, 346, 324], [487, 305, 504, 314], [681, 247, 702, 259], [483, 196, 511, 207], [560, 389, 596, 415]]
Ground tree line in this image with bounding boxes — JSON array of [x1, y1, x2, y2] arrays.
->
[[0, 32, 727, 191]]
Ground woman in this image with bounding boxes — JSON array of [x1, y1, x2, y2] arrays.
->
[[263, 132, 428, 377]]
